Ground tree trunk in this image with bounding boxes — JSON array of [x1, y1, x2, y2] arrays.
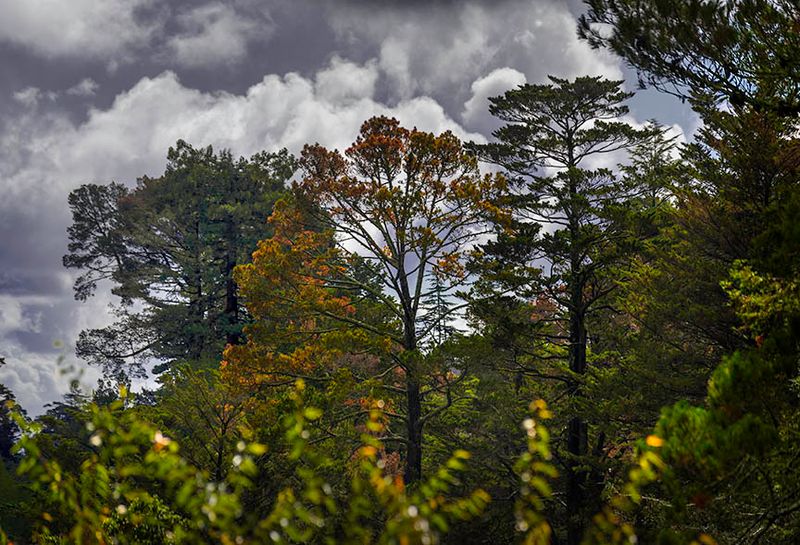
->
[[187, 216, 206, 361], [566, 283, 588, 545], [405, 377, 423, 484], [402, 316, 423, 485], [188, 267, 205, 361]]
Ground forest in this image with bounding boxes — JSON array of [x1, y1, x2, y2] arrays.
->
[[0, 0, 799, 543]]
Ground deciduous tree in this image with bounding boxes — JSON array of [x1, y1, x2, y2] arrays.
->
[[229, 116, 508, 484]]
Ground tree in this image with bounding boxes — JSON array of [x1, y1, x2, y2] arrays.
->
[[618, 105, 797, 403], [634, 181, 800, 543], [64, 142, 294, 376], [0, 358, 22, 462], [574, 7, 800, 537], [228, 116, 508, 484], [469, 76, 653, 544], [143, 367, 249, 482], [614, 103, 800, 542], [578, 0, 800, 115]]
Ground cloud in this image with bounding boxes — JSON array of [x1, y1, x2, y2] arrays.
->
[[2, 61, 485, 223], [66, 78, 99, 97], [23, 63, 480, 167], [315, 56, 379, 104], [0, 343, 103, 415], [327, 0, 622, 106], [0, 288, 106, 415], [12, 87, 57, 107], [167, 2, 271, 68], [462, 67, 527, 133], [12, 79, 99, 109], [0, 0, 160, 62], [0, 295, 43, 337], [0, 0, 275, 70]]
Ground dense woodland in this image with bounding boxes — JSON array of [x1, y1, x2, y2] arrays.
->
[[1, 1, 799, 543]]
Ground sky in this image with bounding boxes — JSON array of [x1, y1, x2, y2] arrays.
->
[[0, 0, 698, 415]]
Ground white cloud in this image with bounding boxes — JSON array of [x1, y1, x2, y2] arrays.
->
[[462, 67, 527, 133], [13, 87, 43, 107], [12, 79, 99, 110], [12, 86, 57, 107], [0, 286, 107, 415], [0, 0, 274, 69], [0, 295, 43, 336], [167, 3, 270, 68], [0, 344, 103, 416], [0, 0, 160, 62], [1, 65, 480, 194], [315, 56, 379, 104]]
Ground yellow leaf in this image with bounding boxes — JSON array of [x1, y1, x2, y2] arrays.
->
[[646, 435, 664, 448]]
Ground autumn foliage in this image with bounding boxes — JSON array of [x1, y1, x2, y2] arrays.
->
[[224, 117, 508, 483]]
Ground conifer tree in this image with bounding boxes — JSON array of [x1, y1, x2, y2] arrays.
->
[[470, 76, 652, 543], [64, 142, 294, 376], [579, 0, 800, 115]]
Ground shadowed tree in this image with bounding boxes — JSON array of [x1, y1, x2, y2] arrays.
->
[[64, 142, 294, 376], [469, 76, 653, 544], [578, 0, 800, 114], [0, 357, 23, 461]]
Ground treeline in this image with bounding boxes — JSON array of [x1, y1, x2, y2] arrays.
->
[[1, 0, 799, 543]]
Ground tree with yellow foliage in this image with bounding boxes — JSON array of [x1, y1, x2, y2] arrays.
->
[[226, 116, 508, 484]]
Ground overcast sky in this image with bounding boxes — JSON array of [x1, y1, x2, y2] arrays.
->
[[0, 0, 697, 415]]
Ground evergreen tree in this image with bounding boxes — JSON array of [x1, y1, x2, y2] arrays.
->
[[579, 0, 800, 115], [64, 141, 294, 376], [470, 76, 654, 543]]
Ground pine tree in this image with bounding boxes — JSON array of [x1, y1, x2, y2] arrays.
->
[[470, 76, 653, 543], [64, 142, 294, 376]]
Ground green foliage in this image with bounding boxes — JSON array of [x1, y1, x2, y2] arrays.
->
[[19, 6, 800, 539], [0, 357, 23, 461], [142, 367, 249, 482], [64, 142, 295, 376], [4, 383, 502, 544], [514, 400, 557, 545], [579, 0, 800, 114], [628, 180, 800, 542]]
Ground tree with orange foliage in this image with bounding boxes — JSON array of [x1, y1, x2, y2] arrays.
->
[[227, 116, 508, 484]]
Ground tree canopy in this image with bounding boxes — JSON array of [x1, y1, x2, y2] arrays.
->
[[64, 141, 295, 376], [2, 2, 800, 543]]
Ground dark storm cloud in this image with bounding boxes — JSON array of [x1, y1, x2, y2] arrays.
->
[[0, 0, 695, 414], [0, 1, 336, 123]]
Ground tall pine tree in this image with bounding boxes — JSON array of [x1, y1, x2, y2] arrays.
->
[[470, 76, 653, 544]]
